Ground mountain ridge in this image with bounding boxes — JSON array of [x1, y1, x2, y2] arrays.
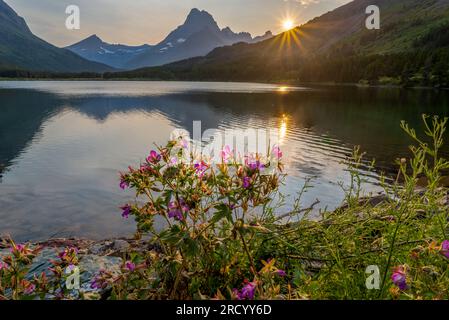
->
[[67, 35, 151, 69], [0, 0, 113, 73], [67, 8, 273, 69], [106, 0, 449, 87]]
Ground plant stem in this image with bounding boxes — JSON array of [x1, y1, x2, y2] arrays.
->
[[238, 230, 257, 277]]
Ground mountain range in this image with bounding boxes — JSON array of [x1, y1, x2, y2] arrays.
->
[[65, 35, 151, 70], [66, 8, 273, 70], [0, 0, 112, 73], [2, 0, 449, 87], [108, 0, 449, 87]]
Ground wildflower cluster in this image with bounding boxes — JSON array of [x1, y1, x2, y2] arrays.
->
[[0, 241, 41, 299], [114, 137, 285, 298], [0, 241, 81, 300], [106, 116, 449, 300], [2, 115, 449, 300]]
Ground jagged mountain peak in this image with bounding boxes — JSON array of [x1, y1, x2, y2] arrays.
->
[[183, 8, 219, 32], [185, 8, 216, 26], [127, 0, 449, 84], [66, 8, 274, 70], [161, 8, 221, 45], [252, 30, 273, 43], [76, 34, 103, 46], [87, 34, 102, 41]]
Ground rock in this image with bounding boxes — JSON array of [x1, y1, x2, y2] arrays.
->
[[88, 241, 113, 255], [338, 194, 390, 211], [79, 254, 122, 282], [26, 247, 60, 278], [112, 239, 130, 252], [78, 254, 123, 296], [35, 254, 123, 300], [416, 175, 449, 188], [1, 243, 123, 299], [37, 238, 94, 254], [88, 239, 133, 256]]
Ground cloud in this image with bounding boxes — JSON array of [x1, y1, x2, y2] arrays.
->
[[284, 0, 320, 7], [297, 0, 320, 6]]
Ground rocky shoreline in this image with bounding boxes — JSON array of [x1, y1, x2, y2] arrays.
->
[[0, 237, 150, 255], [2, 185, 448, 298], [0, 237, 151, 298]]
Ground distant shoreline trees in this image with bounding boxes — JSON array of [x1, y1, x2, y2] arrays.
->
[[2, 48, 449, 89]]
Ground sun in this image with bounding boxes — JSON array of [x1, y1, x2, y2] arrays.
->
[[282, 19, 294, 31]]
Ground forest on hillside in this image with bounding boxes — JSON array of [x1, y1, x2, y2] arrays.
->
[[99, 14, 449, 88], [2, 21, 449, 88]]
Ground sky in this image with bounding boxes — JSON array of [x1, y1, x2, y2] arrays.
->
[[5, 0, 351, 47]]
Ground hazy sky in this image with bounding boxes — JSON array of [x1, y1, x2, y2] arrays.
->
[[5, 0, 351, 47]]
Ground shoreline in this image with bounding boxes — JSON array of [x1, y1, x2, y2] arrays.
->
[[0, 236, 145, 256], [2, 177, 446, 249], [0, 77, 447, 91]]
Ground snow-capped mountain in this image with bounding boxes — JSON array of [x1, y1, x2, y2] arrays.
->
[[66, 35, 151, 69], [66, 8, 272, 70]]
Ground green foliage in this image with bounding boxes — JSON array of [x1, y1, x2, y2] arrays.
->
[[269, 115, 449, 299], [413, 22, 449, 50], [102, 1, 449, 88], [0, 243, 82, 300], [105, 115, 449, 300], [2, 115, 449, 300], [0, 242, 41, 300], [102, 48, 449, 88], [114, 139, 286, 299]]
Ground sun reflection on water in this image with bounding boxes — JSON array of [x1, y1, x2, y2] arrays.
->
[[277, 86, 291, 93], [278, 114, 288, 145]]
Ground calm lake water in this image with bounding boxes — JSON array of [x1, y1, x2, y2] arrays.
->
[[1, 81, 449, 242]]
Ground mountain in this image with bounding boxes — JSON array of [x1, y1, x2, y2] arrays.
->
[[107, 0, 449, 87], [67, 8, 272, 69], [0, 0, 113, 73], [125, 8, 272, 69], [252, 31, 273, 43], [66, 35, 151, 69]]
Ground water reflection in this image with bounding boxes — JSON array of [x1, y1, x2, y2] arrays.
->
[[1, 81, 449, 241]]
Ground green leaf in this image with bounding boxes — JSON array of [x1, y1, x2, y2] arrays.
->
[[183, 236, 200, 257], [211, 204, 233, 224], [159, 225, 182, 244]]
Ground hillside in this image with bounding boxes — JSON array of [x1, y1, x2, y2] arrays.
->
[[106, 0, 449, 87], [0, 0, 113, 73]]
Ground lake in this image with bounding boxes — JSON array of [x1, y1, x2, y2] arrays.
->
[[1, 81, 449, 242]]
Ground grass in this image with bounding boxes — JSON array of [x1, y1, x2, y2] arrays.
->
[[1, 115, 449, 300]]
